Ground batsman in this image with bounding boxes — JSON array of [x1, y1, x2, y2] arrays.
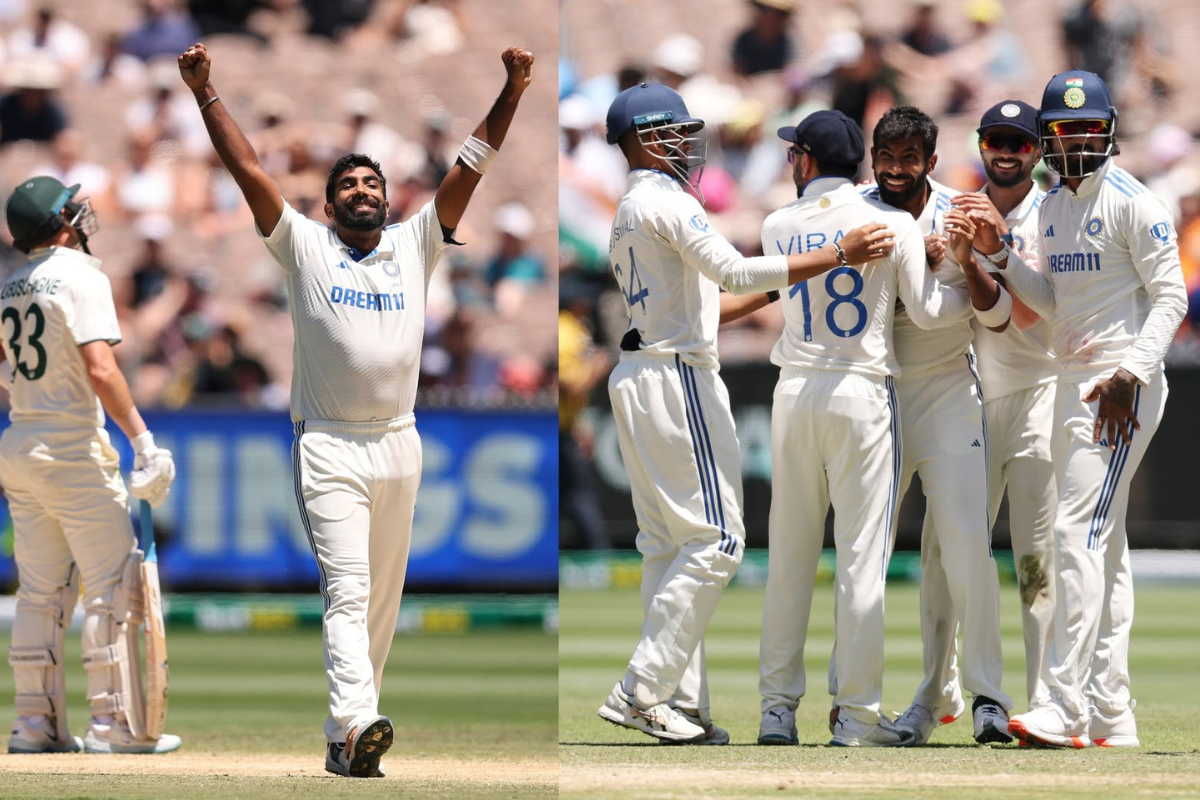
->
[[1, 176, 181, 754]]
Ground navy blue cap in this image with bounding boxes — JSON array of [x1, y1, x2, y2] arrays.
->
[[605, 82, 704, 145], [777, 110, 864, 166], [977, 100, 1038, 140], [1039, 70, 1115, 123]]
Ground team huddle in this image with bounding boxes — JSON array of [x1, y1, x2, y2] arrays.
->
[[598, 69, 1184, 749]]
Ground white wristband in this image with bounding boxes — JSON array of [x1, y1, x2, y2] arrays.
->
[[131, 430, 156, 455], [974, 284, 1012, 328], [458, 135, 498, 175]]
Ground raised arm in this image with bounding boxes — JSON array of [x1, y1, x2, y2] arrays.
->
[[433, 47, 534, 233], [179, 43, 285, 237]]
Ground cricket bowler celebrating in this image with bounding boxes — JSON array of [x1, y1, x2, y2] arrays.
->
[[178, 42, 534, 776], [596, 82, 897, 744], [1, 177, 180, 754], [993, 71, 1186, 748]]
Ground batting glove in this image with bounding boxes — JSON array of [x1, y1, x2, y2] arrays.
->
[[129, 431, 176, 508]]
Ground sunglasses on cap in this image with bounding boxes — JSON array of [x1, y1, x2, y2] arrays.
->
[[1047, 119, 1110, 137], [980, 134, 1036, 154]]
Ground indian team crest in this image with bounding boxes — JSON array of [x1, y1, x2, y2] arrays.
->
[[381, 260, 401, 277], [1001, 103, 1021, 118], [819, 197, 831, 209], [1086, 216, 1104, 237], [1064, 77, 1086, 109]]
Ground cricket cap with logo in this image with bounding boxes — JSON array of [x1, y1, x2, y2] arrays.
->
[[777, 109, 865, 166], [977, 100, 1039, 140]]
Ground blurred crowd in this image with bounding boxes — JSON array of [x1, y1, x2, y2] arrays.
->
[[0, 0, 558, 411], [558, 0, 1200, 545]]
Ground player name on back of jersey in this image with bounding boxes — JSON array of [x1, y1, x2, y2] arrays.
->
[[1048, 252, 1102, 273], [609, 219, 635, 251], [1, 275, 61, 300], [770, 228, 845, 256]]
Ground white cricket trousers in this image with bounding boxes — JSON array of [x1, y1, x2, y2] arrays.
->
[[609, 352, 744, 711], [0, 425, 138, 723], [1043, 372, 1166, 726], [986, 382, 1057, 707], [896, 357, 1010, 719], [292, 417, 421, 742], [760, 369, 900, 725]]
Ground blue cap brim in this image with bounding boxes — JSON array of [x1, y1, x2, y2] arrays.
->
[[777, 125, 797, 143]]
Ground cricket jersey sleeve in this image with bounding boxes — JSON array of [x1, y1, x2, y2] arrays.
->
[[1000, 246, 1055, 321], [260, 201, 319, 274], [1118, 193, 1188, 384], [68, 267, 122, 345], [660, 193, 789, 294], [408, 200, 451, 284], [894, 221, 973, 329]]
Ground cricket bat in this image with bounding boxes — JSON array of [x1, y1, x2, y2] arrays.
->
[[140, 500, 169, 739]]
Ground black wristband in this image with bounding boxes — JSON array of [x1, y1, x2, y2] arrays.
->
[[766, 290, 781, 303]]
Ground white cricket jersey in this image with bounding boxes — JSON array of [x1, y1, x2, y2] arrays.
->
[[0, 246, 121, 430], [761, 178, 973, 378], [609, 169, 789, 370], [1004, 159, 1187, 384], [863, 177, 976, 377], [971, 183, 1056, 400], [261, 200, 449, 423]]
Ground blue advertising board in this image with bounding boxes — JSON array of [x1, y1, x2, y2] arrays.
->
[[0, 409, 558, 590]]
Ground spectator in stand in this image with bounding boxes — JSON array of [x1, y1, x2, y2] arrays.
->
[[651, 34, 703, 93], [941, 0, 1028, 116], [340, 87, 426, 188], [730, 0, 796, 77], [559, 276, 612, 550], [124, 59, 212, 157], [1061, 0, 1143, 91], [899, 0, 952, 57], [129, 213, 177, 308], [31, 128, 117, 219], [6, 3, 90, 81], [121, 0, 202, 63], [187, 0, 269, 43], [0, 56, 67, 145], [113, 127, 179, 222], [485, 202, 545, 315], [83, 30, 147, 89], [1177, 192, 1200, 335]]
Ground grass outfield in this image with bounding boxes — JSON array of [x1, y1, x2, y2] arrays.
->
[[0, 624, 557, 799], [560, 582, 1200, 800]]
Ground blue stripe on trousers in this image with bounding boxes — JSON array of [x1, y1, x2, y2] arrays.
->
[[676, 355, 717, 539], [883, 376, 901, 580], [291, 420, 330, 611], [1088, 384, 1141, 551]]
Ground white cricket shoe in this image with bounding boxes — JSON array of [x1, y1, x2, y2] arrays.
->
[[1089, 704, 1140, 748], [828, 707, 915, 747], [658, 709, 729, 746], [972, 697, 1013, 744], [8, 716, 82, 754], [1008, 704, 1089, 749], [83, 716, 182, 754], [893, 703, 943, 746], [597, 682, 706, 742], [757, 706, 798, 745]]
